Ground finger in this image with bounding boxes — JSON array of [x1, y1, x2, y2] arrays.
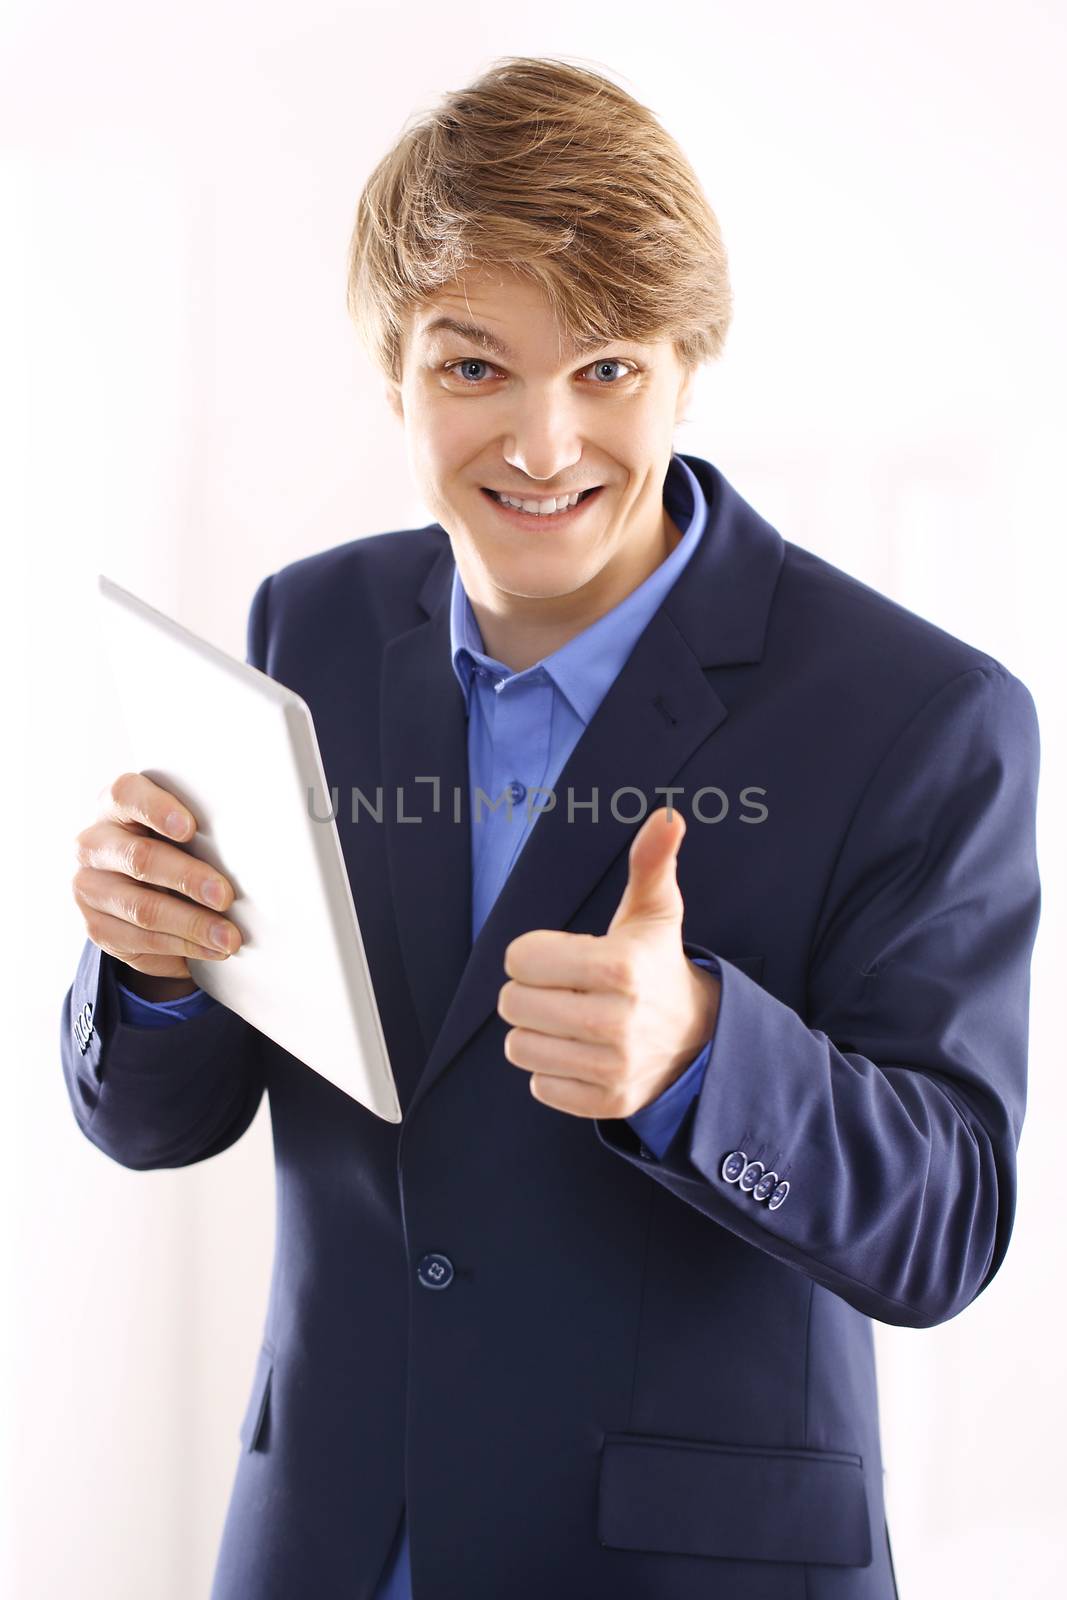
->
[[528, 1072, 615, 1119], [609, 807, 686, 931], [503, 929, 635, 994], [76, 821, 235, 911], [100, 771, 198, 843], [503, 1025, 616, 1084], [76, 904, 234, 964], [72, 868, 242, 955], [114, 952, 195, 979], [499, 979, 632, 1046]]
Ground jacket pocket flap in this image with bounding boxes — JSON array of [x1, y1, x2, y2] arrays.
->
[[598, 1434, 871, 1567], [238, 1345, 274, 1453]]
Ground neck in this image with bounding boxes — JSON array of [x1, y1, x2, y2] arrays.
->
[[468, 505, 683, 673]]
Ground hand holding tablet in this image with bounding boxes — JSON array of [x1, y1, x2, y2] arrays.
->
[[72, 769, 245, 994]]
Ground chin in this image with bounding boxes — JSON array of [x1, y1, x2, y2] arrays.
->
[[490, 562, 595, 601]]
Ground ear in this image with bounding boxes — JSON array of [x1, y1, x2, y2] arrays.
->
[[675, 365, 696, 424], [385, 381, 404, 422]]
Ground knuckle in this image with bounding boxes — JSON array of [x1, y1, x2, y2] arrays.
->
[[598, 1016, 624, 1049], [579, 1001, 606, 1041], [98, 778, 123, 815], [170, 863, 195, 900], [602, 952, 636, 993], [615, 989, 639, 1027], [74, 830, 103, 868], [600, 1009, 627, 1045], [116, 889, 148, 929], [123, 836, 155, 881], [603, 1087, 630, 1119], [578, 997, 616, 1043], [616, 1047, 639, 1084]]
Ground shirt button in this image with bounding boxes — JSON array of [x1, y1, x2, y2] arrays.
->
[[768, 1181, 791, 1211], [509, 780, 527, 803], [416, 1252, 454, 1290], [739, 1160, 765, 1192]]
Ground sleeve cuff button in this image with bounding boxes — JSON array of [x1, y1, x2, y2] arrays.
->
[[720, 1150, 747, 1183], [753, 1170, 777, 1202]]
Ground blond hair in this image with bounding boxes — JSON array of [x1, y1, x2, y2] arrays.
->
[[346, 55, 733, 388]]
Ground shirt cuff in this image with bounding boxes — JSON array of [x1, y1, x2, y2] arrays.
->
[[115, 979, 219, 1029], [625, 955, 721, 1160]]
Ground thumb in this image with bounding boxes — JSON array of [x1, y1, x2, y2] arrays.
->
[[608, 806, 687, 934]]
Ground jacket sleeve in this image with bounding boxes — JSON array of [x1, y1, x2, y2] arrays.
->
[[594, 665, 1042, 1330], [59, 573, 277, 1171]]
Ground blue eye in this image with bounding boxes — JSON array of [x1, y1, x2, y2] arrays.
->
[[588, 360, 630, 383], [453, 358, 495, 384]]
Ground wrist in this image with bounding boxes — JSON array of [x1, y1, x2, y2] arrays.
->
[[679, 958, 720, 1063]]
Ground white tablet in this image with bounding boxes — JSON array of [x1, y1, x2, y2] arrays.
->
[[96, 574, 400, 1123]]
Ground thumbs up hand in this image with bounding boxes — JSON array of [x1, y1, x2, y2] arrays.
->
[[498, 807, 721, 1119]]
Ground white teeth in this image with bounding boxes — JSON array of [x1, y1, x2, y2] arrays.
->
[[495, 490, 583, 514]]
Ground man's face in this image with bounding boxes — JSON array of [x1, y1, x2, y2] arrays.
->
[[388, 267, 695, 633]]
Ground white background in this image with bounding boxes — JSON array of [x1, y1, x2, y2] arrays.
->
[[3, 0, 1065, 1593]]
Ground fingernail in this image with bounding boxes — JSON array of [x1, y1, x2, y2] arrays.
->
[[203, 878, 225, 908], [211, 922, 234, 950], [165, 809, 189, 838]]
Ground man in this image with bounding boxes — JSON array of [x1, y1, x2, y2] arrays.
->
[[64, 57, 1041, 1599]]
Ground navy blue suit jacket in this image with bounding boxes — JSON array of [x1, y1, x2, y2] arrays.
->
[[61, 453, 1041, 1599]]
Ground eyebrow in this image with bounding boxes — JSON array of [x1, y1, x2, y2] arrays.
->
[[417, 315, 621, 361]]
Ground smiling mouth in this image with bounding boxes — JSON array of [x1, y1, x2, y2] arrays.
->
[[480, 486, 602, 517]]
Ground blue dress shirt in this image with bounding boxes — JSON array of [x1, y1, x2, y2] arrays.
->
[[114, 452, 723, 1598]]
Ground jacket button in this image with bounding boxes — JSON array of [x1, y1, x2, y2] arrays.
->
[[753, 1169, 777, 1202], [720, 1150, 747, 1183], [739, 1160, 765, 1192], [768, 1180, 791, 1211], [416, 1252, 454, 1290]]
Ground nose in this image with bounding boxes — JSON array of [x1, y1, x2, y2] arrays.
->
[[500, 387, 584, 485]]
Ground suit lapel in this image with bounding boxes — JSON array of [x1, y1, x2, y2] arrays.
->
[[380, 591, 474, 1072], [380, 455, 785, 1121]]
